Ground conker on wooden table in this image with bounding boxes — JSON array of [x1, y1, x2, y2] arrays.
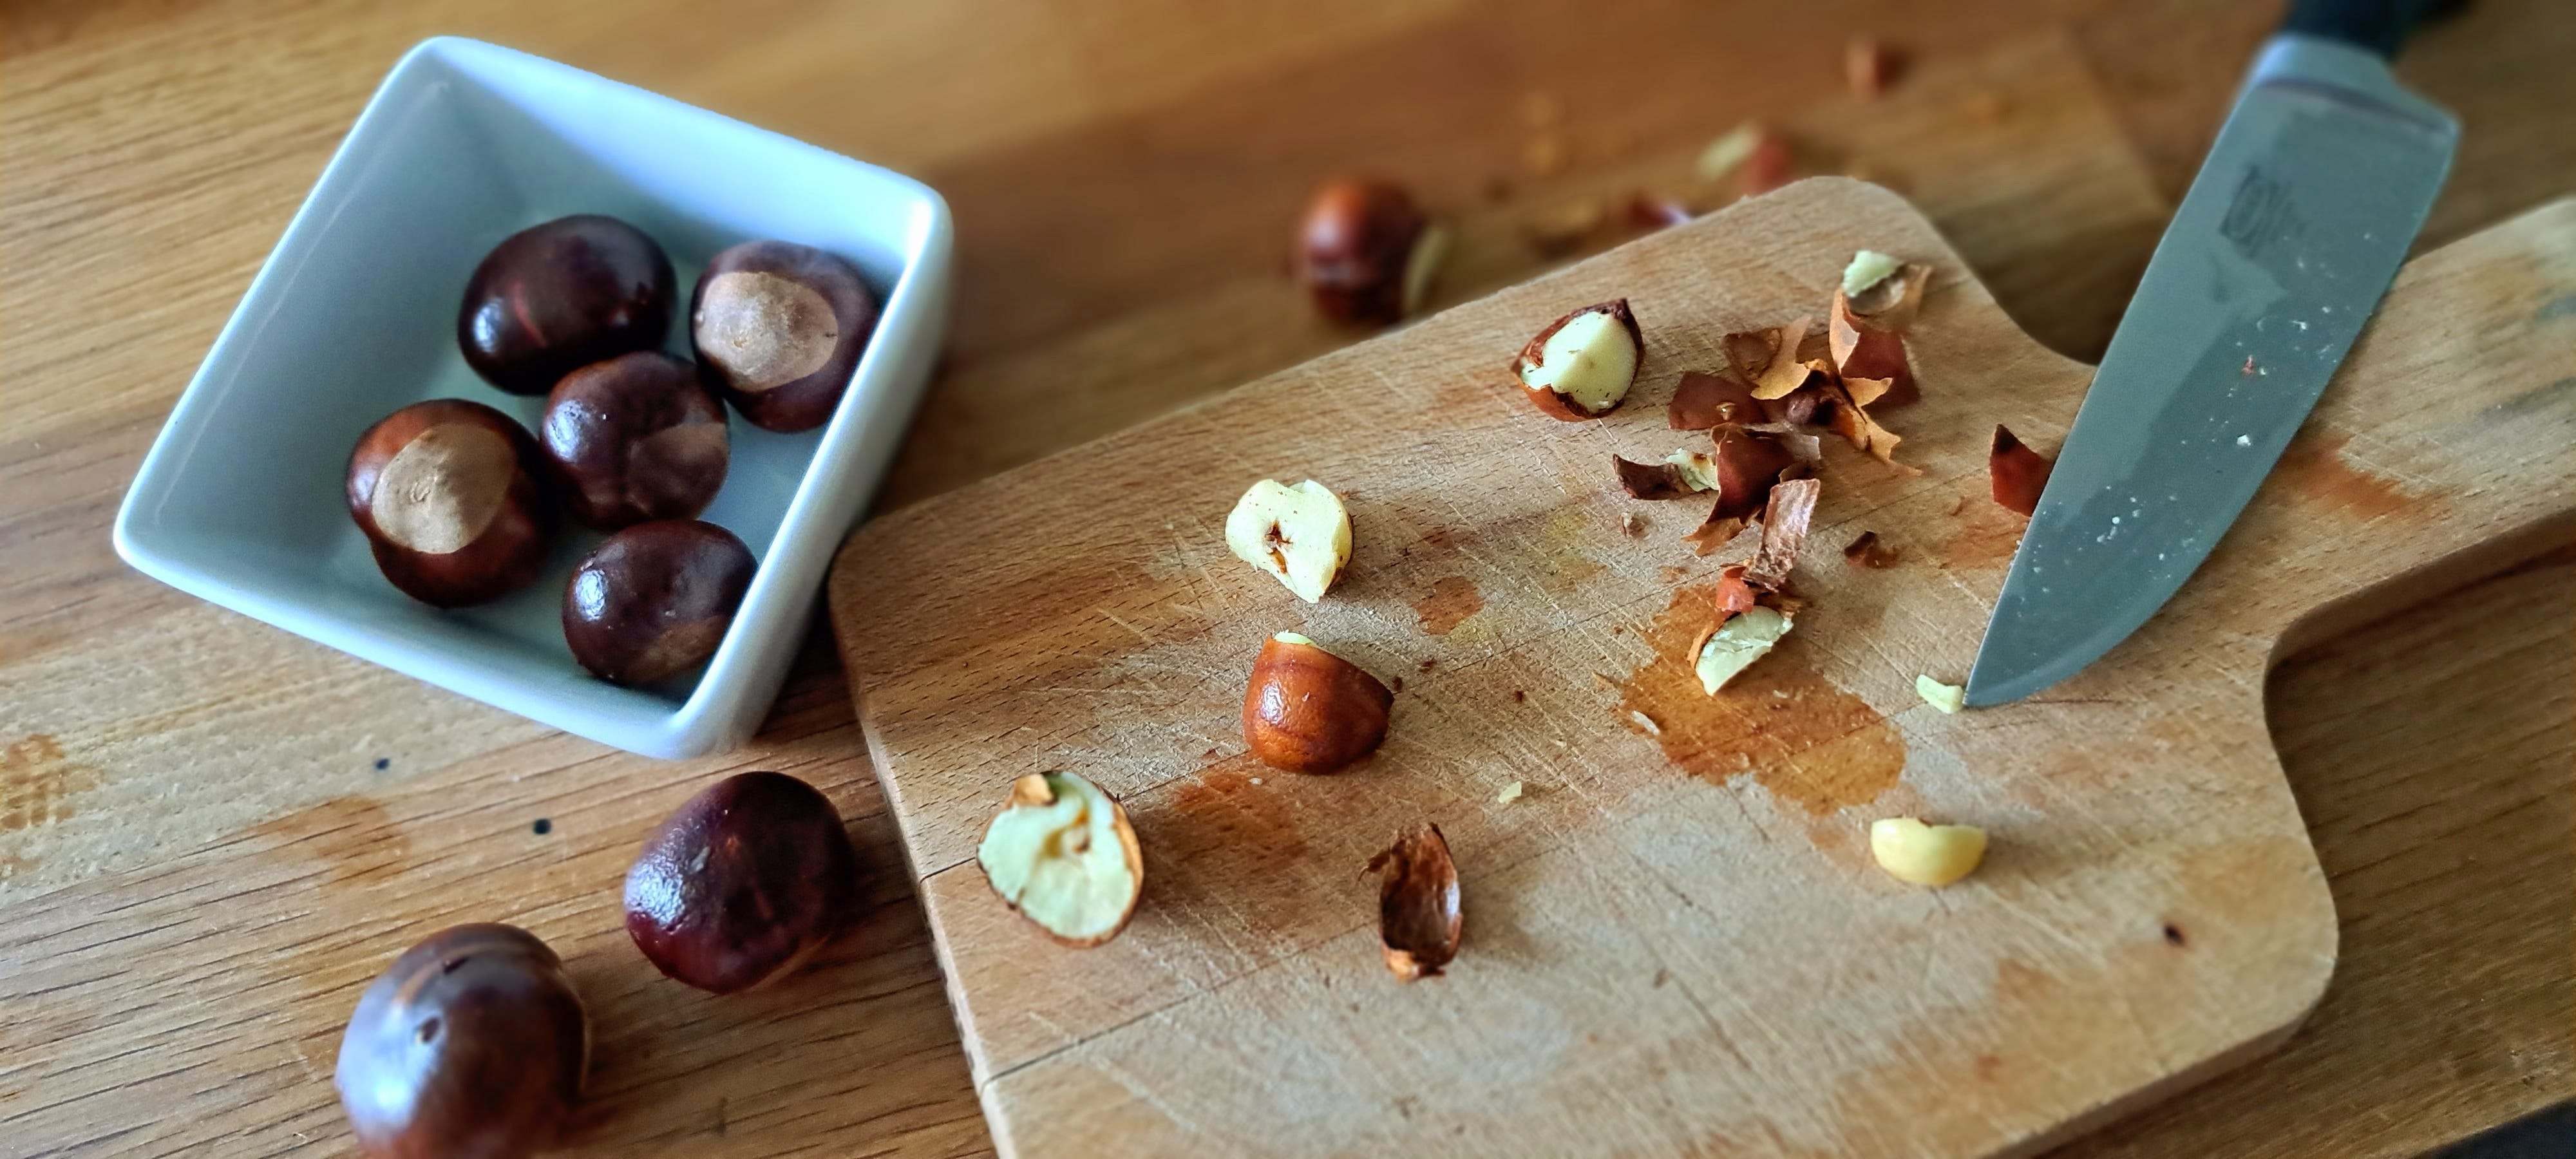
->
[[623, 771, 859, 992], [346, 399, 555, 608], [539, 351, 730, 531], [459, 214, 676, 395], [1293, 178, 1445, 326], [334, 923, 587, 1159], [689, 240, 878, 433], [561, 519, 755, 685]]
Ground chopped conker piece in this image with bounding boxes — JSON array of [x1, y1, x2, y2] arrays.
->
[[624, 772, 858, 993], [1243, 633, 1392, 775], [459, 214, 675, 396], [1368, 824, 1462, 981], [976, 771, 1144, 947], [1991, 425, 2056, 515], [334, 923, 587, 1159], [1514, 299, 1643, 420]]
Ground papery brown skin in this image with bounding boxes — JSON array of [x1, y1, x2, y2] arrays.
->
[[459, 215, 675, 396], [1614, 456, 1696, 500], [1745, 477, 1821, 590], [1242, 637, 1393, 774], [1669, 371, 1763, 430], [346, 400, 556, 608], [541, 351, 730, 531], [1296, 179, 1430, 325], [1749, 317, 1817, 399], [1368, 824, 1461, 981], [624, 771, 858, 993], [334, 924, 587, 1159], [1683, 425, 1800, 555], [691, 240, 879, 433], [1513, 299, 1642, 421], [1843, 530, 1902, 568], [1830, 290, 1916, 405], [1991, 425, 2056, 516], [1821, 381, 1918, 473]]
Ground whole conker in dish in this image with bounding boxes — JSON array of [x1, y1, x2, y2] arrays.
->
[[539, 351, 730, 531], [346, 399, 556, 608], [459, 214, 676, 395], [333, 923, 587, 1159], [689, 240, 878, 433], [562, 520, 755, 685], [624, 771, 858, 993]]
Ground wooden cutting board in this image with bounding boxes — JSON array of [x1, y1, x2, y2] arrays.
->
[[828, 180, 2575, 1157]]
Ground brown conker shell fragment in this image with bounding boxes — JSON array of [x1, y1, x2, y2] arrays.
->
[[1242, 636, 1393, 775], [1991, 425, 2056, 516], [1368, 824, 1462, 981]]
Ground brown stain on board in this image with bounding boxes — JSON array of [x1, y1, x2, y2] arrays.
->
[[1616, 587, 1905, 816], [1168, 759, 1307, 860], [2273, 429, 2415, 519], [1, 733, 100, 833], [1412, 576, 1483, 636], [250, 795, 411, 889], [1937, 496, 2029, 572]]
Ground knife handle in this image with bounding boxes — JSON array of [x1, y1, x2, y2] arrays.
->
[[2280, 0, 2467, 57]]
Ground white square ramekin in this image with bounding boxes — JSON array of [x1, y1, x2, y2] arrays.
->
[[113, 37, 952, 758]]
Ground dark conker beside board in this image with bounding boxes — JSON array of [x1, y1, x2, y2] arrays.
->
[[625, 771, 859, 992], [459, 214, 676, 396], [540, 351, 730, 531], [346, 399, 555, 608], [334, 923, 587, 1159], [690, 240, 878, 432], [562, 519, 755, 685]]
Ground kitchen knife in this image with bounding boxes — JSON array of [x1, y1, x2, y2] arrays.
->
[[1965, 0, 2460, 706]]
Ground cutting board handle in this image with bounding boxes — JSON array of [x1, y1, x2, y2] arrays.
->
[[2184, 197, 2575, 662]]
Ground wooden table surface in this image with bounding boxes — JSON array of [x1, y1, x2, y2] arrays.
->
[[1, 0, 2567, 1155]]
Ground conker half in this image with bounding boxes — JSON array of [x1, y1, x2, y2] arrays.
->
[[459, 214, 676, 395], [562, 520, 755, 685], [1242, 632, 1392, 774], [333, 923, 587, 1159], [347, 399, 555, 608], [540, 351, 730, 531], [690, 240, 878, 432], [624, 771, 859, 993]]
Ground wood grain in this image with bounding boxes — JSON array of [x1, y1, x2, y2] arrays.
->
[[826, 184, 2574, 1155], [1, 0, 2569, 1154]]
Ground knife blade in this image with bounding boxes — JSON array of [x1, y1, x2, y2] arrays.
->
[[1965, 6, 2458, 707]]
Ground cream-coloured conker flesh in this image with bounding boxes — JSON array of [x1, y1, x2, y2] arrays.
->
[[1514, 299, 1642, 420], [346, 399, 554, 608], [1870, 817, 1987, 887], [1692, 605, 1792, 695], [1222, 479, 1352, 603], [691, 240, 878, 433], [976, 771, 1143, 947]]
